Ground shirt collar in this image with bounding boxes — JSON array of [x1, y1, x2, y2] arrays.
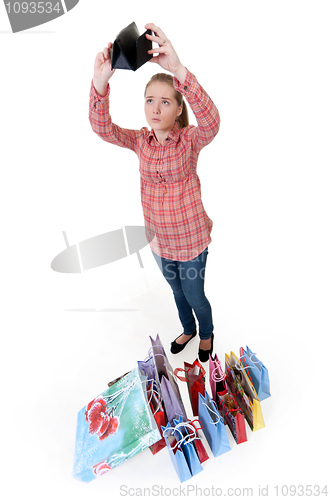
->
[[147, 121, 181, 144]]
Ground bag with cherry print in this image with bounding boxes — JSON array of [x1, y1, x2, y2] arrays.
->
[[73, 367, 161, 482]]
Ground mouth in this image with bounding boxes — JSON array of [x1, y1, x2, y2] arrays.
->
[[152, 118, 161, 122]]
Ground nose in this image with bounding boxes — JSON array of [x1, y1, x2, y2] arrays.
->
[[153, 103, 161, 114]]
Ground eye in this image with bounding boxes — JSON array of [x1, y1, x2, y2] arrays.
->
[[162, 100, 169, 105], [146, 99, 153, 104]]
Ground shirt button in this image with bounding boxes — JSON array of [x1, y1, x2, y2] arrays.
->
[[184, 85, 187, 91]]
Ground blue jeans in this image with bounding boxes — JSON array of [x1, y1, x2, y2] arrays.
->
[[152, 247, 213, 340]]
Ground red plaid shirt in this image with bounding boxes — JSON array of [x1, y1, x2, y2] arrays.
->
[[89, 69, 220, 261]]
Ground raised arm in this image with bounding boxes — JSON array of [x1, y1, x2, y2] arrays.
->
[[174, 70, 220, 153], [145, 23, 220, 153], [89, 42, 141, 152]]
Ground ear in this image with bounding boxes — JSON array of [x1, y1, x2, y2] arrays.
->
[[177, 105, 183, 117]]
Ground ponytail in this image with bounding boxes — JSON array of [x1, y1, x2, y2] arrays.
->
[[176, 99, 189, 129]]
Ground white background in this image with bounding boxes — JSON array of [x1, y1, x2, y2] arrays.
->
[[1, 1, 329, 498]]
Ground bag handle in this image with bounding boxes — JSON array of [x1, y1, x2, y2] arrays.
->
[[173, 367, 189, 382], [190, 418, 203, 433], [140, 378, 163, 415], [192, 359, 206, 378], [211, 361, 226, 383], [219, 398, 243, 424], [202, 401, 221, 424], [236, 348, 254, 385], [235, 351, 256, 371], [174, 359, 206, 382], [163, 420, 202, 450]]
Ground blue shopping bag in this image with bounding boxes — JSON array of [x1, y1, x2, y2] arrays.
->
[[162, 418, 203, 482], [239, 346, 271, 401], [198, 391, 231, 457]]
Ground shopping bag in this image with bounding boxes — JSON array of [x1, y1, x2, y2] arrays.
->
[[110, 22, 152, 71], [192, 427, 210, 464], [138, 350, 166, 454], [147, 383, 167, 455], [217, 393, 247, 444], [162, 417, 203, 482], [225, 352, 265, 431], [161, 375, 187, 425], [149, 334, 188, 425], [137, 356, 156, 381], [198, 391, 231, 457], [209, 353, 228, 401], [150, 339, 207, 464], [73, 368, 161, 482], [174, 359, 206, 416], [238, 346, 271, 401]]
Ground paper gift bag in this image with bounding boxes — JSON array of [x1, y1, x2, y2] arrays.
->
[[174, 359, 206, 416], [162, 418, 203, 482], [161, 377, 209, 465], [110, 22, 152, 71], [161, 375, 187, 425], [148, 384, 167, 455], [217, 394, 247, 444], [150, 337, 209, 464], [73, 368, 161, 482], [225, 352, 265, 432], [137, 357, 156, 381], [198, 391, 231, 457], [192, 427, 210, 464], [149, 334, 188, 425], [209, 353, 228, 401], [238, 346, 271, 401]]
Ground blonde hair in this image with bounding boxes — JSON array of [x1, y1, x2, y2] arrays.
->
[[144, 73, 189, 129]]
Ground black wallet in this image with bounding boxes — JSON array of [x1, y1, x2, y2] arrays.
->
[[110, 22, 153, 71]]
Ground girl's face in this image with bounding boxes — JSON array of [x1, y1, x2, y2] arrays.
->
[[144, 81, 182, 140]]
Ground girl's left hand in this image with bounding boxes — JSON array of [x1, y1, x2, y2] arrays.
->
[[145, 23, 187, 83]]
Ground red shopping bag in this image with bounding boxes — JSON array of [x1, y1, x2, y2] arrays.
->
[[174, 359, 206, 416], [148, 387, 167, 455], [217, 394, 247, 445], [189, 419, 209, 464]]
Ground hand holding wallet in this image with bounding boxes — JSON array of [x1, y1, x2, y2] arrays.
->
[[110, 22, 153, 71]]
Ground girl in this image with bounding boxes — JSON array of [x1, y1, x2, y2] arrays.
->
[[90, 23, 220, 362]]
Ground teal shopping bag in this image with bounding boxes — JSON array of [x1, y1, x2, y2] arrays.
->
[[198, 391, 231, 457], [73, 368, 161, 482]]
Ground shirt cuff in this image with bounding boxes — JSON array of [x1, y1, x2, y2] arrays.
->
[[90, 80, 110, 104], [173, 69, 195, 94]]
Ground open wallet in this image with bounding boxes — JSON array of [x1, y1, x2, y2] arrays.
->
[[110, 22, 153, 71]]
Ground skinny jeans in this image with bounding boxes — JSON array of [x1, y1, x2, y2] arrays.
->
[[152, 247, 213, 340]]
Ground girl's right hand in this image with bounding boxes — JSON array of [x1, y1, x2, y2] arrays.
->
[[93, 42, 115, 96]]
